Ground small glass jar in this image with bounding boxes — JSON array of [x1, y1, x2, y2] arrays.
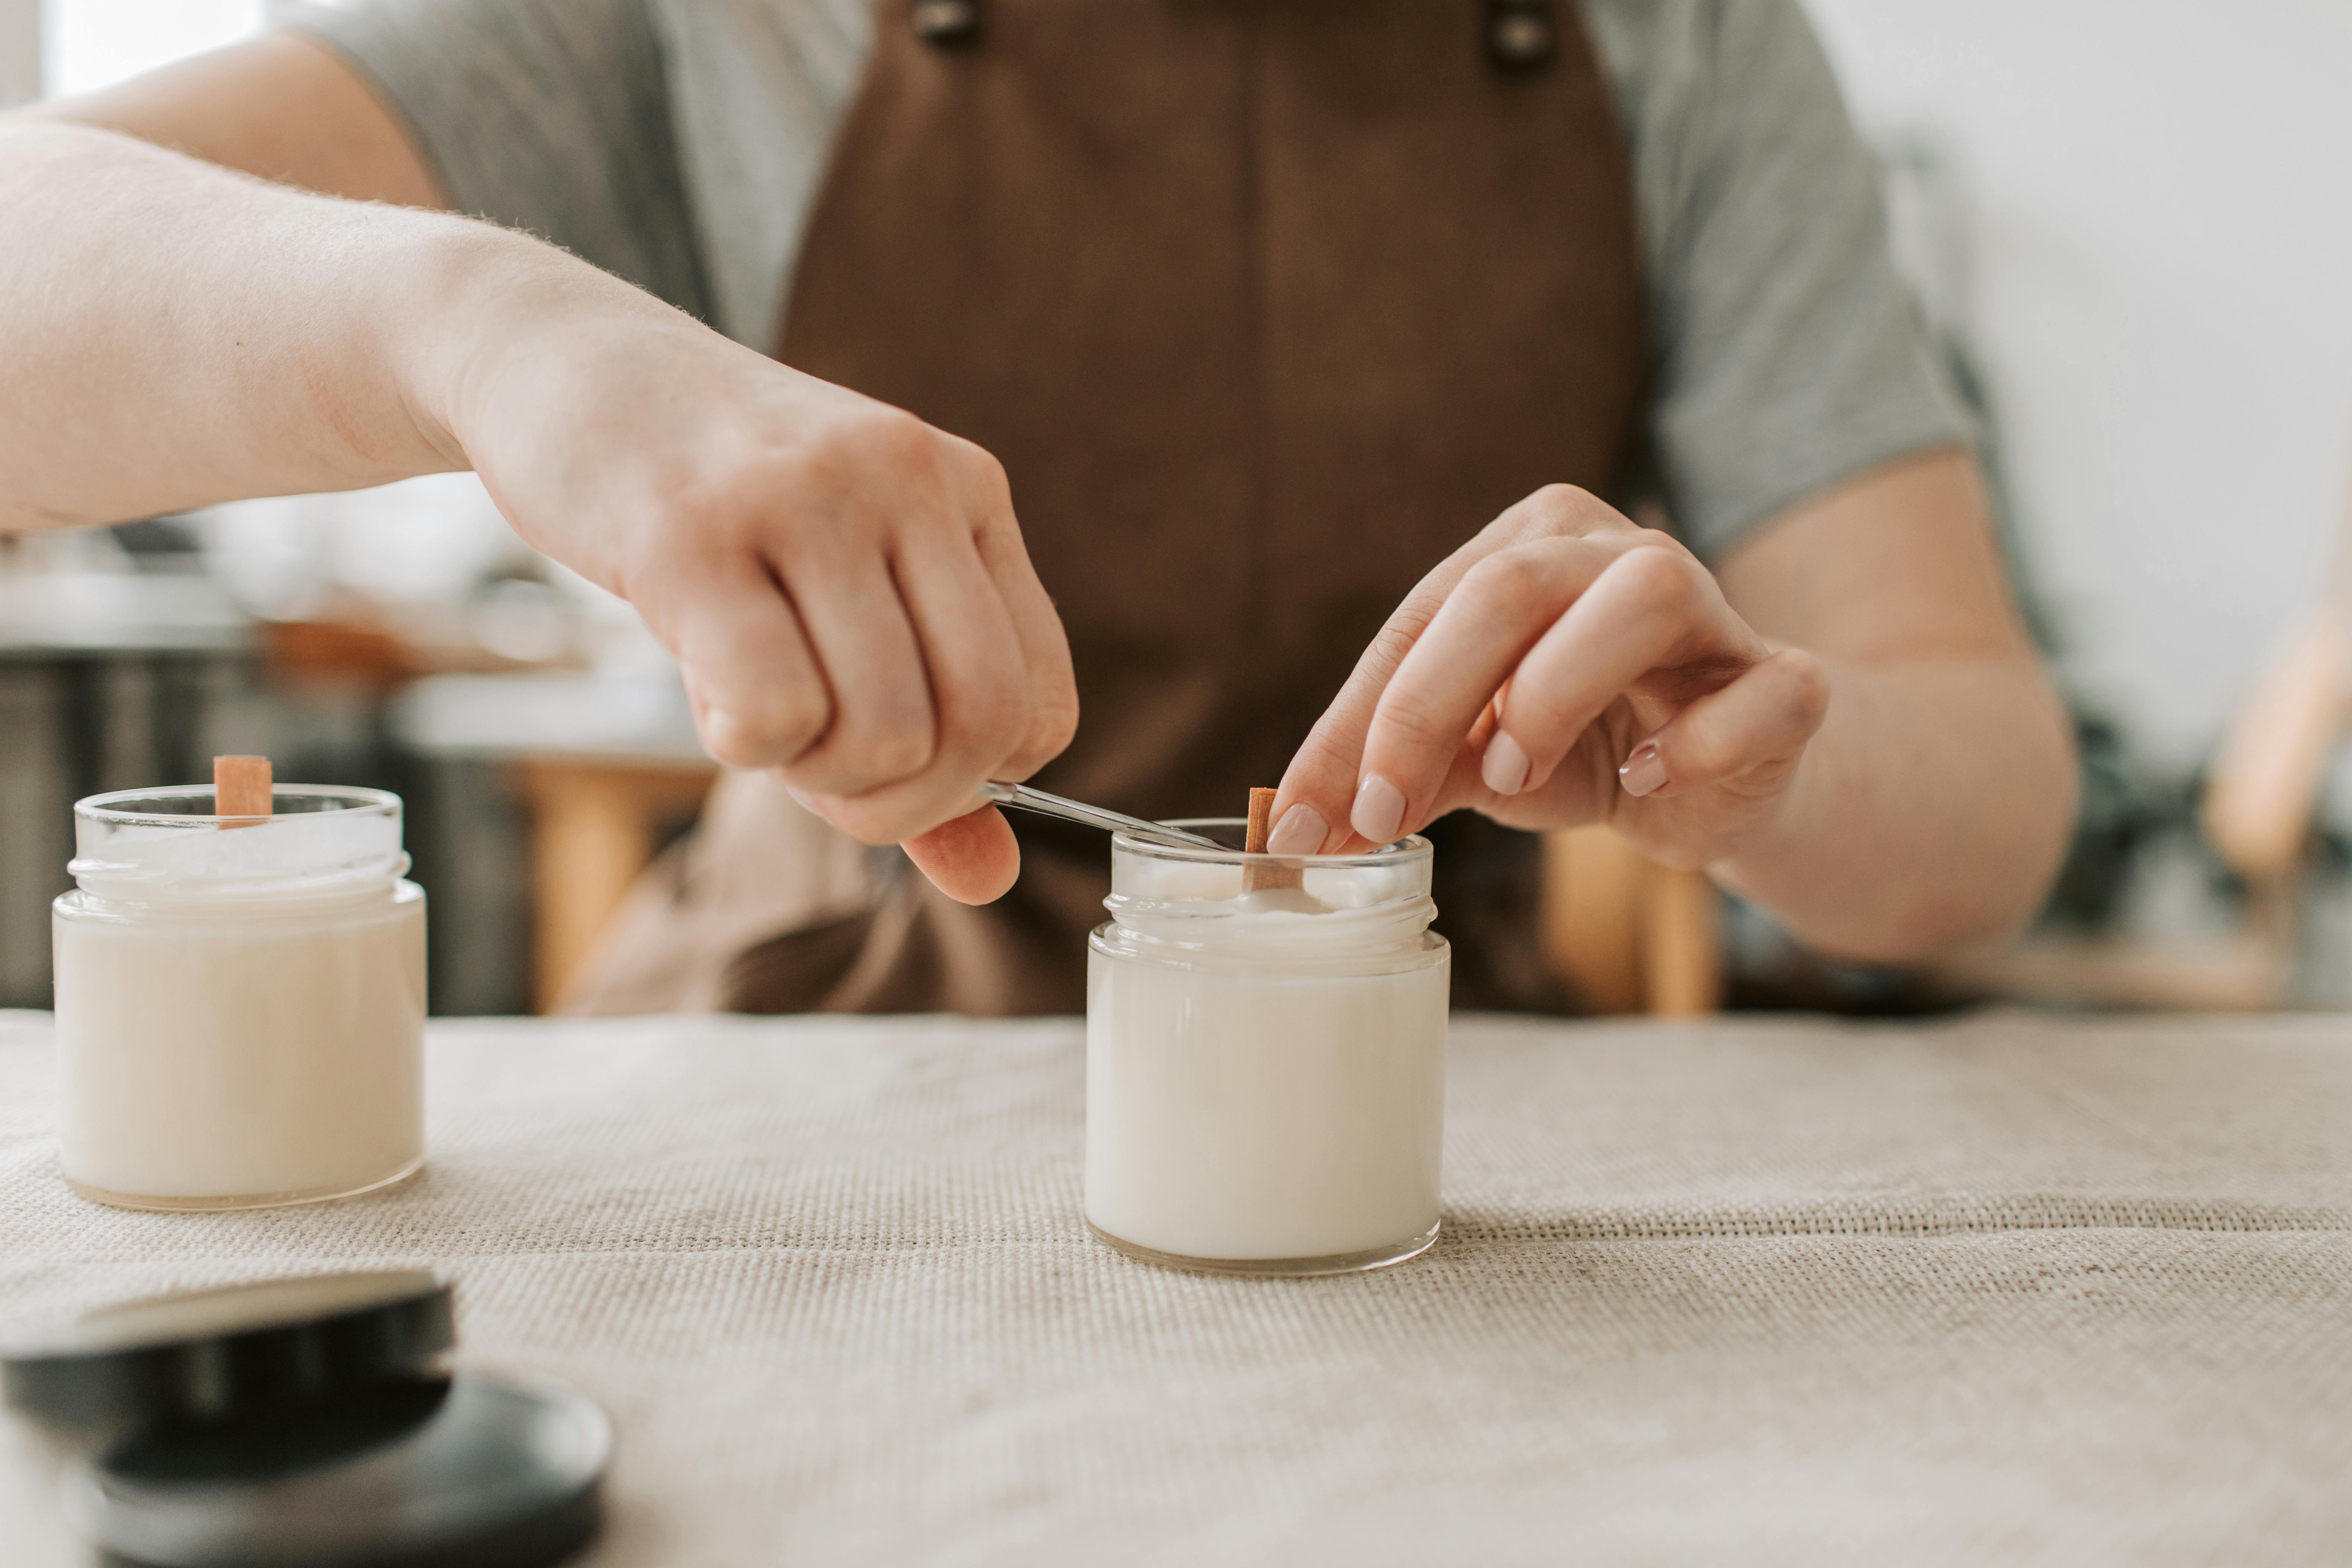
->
[[51, 785, 427, 1211], [1085, 821, 1449, 1275]]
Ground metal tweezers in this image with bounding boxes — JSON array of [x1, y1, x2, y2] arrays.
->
[[978, 780, 1222, 851]]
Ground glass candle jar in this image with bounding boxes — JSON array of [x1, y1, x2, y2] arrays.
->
[[51, 785, 427, 1211], [1085, 821, 1449, 1275]]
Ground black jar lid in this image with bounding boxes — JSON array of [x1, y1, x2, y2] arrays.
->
[[1, 1272, 609, 1568], [2, 1271, 454, 1440]]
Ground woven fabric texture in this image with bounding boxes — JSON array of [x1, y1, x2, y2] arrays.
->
[[3, 1008, 2348, 1565]]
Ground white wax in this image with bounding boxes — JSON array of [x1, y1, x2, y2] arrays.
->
[[1085, 874, 1447, 1263], [53, 884, 426, 1203]]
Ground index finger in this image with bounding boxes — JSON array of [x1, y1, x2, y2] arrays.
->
[[1269, 485, 1638, 855], [1265, 561, 1472, 857], [1272, 537, 1615, 854]]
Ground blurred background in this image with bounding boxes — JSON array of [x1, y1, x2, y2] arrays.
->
[[4, 0, 2352, 1016]]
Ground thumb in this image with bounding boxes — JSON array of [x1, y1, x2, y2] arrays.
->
[[1619, 648, 1830, 800], [900, 804, 1022, 905]]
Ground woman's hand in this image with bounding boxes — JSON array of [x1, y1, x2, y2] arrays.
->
[[445, 267, 1077, 902], [1267, 484, 1829, 870]]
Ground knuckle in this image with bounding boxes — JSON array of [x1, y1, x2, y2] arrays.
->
[[1672, 729, 1733, 782], [613, 531, 711, 622], [700, 728, 764, 770], [1294, 721, 1360, 777], [704, 717, 792, 770], [1023, 688, 1079, 764], [795, 407, 941, 509], [647, 474, 735, 541], [1364, 617, 1426, 675], [926, 638, 1029, 748], [847, 406, 941, 471], [1460, 548, 1554, 621], [1613, 545, 1697, 616], [1509, 483, 1605, 541], [822, 708, 937, 785], [866, 723, 939, 782], [665, 460, 798, 548], [744, 689, 831, 757], [945, 435, 1013, 503], [948, 681, 1029, 770], [1373, 689, 1459, 755], [1532, 481, 1598, 516], [996, 667, 1080, 775]]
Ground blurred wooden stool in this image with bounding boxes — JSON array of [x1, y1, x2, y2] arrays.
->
[[1539, 824, 1721, 1016], [517, 756, 717, 1012], [1936, 447, 2352, 1011], [2181, 492, 2352, 1006]]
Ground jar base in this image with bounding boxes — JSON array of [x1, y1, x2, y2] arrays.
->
[[1087, 1217, 1440, 1277], [65, 1156, 424, 1213]]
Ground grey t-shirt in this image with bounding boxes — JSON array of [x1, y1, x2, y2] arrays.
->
[[290, 0, 1970, 558]]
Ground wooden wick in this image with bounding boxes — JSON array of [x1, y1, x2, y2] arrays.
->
[[214, 754, 273, 827], [1243, 785, 1302, 892]]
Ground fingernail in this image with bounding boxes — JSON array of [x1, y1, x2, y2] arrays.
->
[[782, 783, 816, 812], [1351, 774, 1407, 845], [1481, 730, 1531, 796], [1266, 802, 1327, 856], [1618, 742, 1667, 798]]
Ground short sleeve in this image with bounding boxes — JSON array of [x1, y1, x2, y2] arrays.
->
[[1585, 0, 1975, 558], [282, 0, 712, 322]]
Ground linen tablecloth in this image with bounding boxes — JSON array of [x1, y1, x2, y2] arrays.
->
[[3, 1008, 2348, 1565]]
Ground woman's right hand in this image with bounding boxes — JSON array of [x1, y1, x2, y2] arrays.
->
[[436, 262, 1078, 902]]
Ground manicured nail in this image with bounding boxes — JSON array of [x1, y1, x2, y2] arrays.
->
[[1618, 742, 1667, 798], [1266, 803, 1327, 857], [1481, 730, 1531, 796], [1351, 774, 1406, 845]]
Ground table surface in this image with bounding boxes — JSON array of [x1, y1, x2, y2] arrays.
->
[[3, 1008, 2349, 1566]]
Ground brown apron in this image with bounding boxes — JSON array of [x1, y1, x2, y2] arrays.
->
[[573, 0, 1647, 1017]]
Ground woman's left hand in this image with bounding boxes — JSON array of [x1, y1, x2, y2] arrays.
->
[[1267, 484, 1831, 868]]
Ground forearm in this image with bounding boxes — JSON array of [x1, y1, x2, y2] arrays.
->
[[1, 120, 538, 529], [1714, 654, 2077, 961]]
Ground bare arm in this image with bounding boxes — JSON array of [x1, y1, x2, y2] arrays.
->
[[1273, 450, 2077, 961], [0, 38, 1075, 896], [18, 33, 444, 207], [1705, 452, 2076, 955], [2, 36, 469, 526]]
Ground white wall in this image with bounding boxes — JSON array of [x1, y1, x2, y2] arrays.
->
[[39, 0, 262, 97], [1804, 1, 2352, 769], [0, 0, 37, 106]]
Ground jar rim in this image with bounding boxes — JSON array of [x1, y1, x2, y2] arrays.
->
[[1110, 816, 1430, 870], [74, 784, 401, 829]]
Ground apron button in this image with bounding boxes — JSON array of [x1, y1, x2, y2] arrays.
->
[[1486, 0, 1557, 70], [911, 0, 983, 47]]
